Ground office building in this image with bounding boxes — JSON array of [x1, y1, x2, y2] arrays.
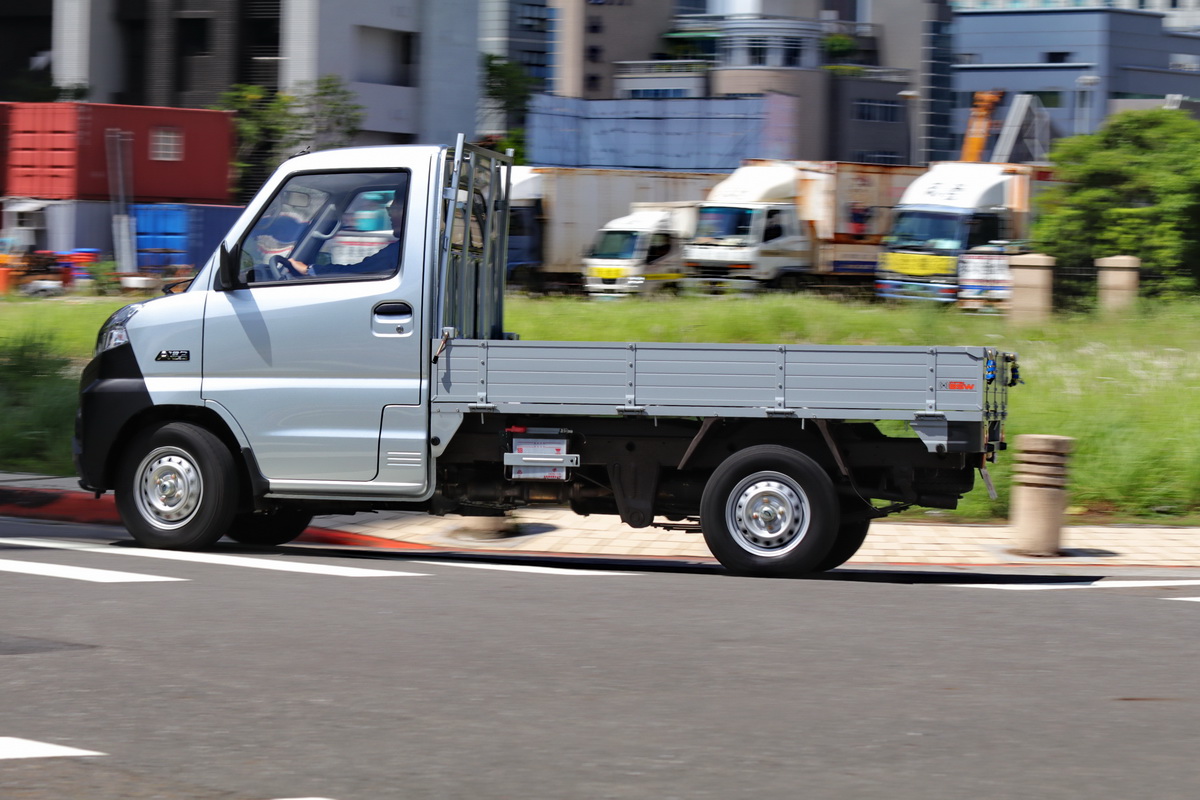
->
[[50, 0, 479, 147]]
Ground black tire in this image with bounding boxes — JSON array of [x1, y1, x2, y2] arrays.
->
[[115, 422, 239, 550], [700, 445, 839, 577], [776, 273, 803, 293], [812, 518, 871, 572], [225, 508, 314, 546]]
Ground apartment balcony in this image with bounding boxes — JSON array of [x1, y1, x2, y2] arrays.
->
[[672, 14, 878, 39], [825, 65, 911, 83], [614, 60, 712, 77]]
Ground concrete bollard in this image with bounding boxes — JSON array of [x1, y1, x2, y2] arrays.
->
[[1009, 434, 1075, 557], [1095, 255, 1140, 314], [1008, 253, 1055, 325]]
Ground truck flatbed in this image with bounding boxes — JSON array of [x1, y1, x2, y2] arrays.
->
[[434, 340, 1009, 445]]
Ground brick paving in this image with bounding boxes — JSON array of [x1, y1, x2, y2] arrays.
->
[[3, 472, 1196, 568]]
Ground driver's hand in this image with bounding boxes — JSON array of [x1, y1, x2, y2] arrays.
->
[[288, 259, 310, 275]]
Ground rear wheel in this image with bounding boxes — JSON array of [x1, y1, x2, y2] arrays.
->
[[776, 273, 804, 292], [813, 518, 871, 572], [116, 422, 238, 550], [700, 445, 839, 577], [225, 508, 314, 546]]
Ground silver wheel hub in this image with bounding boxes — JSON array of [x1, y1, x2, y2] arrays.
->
[[135, 448, 202, 530], [727, 472, 809, 556]]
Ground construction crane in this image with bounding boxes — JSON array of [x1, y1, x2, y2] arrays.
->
[[991, 93, 1051, 164], [961, 89, 1006, 162]]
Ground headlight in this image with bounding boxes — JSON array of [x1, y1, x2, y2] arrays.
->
[[95, 304, 141, 356]]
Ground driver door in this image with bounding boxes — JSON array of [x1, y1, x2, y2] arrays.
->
[[201, 170, 426, 488]]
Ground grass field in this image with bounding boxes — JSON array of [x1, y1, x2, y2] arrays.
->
[[3, 292, 1198, 522], [0, 296, 131, 364]]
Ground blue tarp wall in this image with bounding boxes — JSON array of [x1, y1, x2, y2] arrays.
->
[[526, 94, 798, 170]]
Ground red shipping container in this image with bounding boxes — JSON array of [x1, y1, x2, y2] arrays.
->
[[6, 102, 235, 204], [0, 103, 10, 197]]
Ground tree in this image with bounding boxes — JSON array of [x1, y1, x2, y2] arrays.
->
[[213, 75, 363, 198], [1033, 108, 1200, 292], [212, 84, 300, 196], [483, 54, 538, 128], [0, 67, 88, 102], [282, 74, 366, 153]]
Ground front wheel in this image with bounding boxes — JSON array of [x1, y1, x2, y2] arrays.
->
[[115, 422, 239, 550], [225, 508, 314, 546], [700, 445, 839, 577]]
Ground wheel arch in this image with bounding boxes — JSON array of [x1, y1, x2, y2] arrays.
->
[[100, 405, 253, 503], [681, 418, 837, 474]]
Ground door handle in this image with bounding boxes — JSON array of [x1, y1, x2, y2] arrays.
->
[[374, 302, 413, 317]]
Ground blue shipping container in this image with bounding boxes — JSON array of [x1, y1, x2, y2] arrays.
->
[[132, 204, 189, 270], [129, 203, 242, 271], [187, 205, 243, 270]]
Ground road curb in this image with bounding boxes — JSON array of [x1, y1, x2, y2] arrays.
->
[[296, 528, 440, 550], [0, 485, 445, 551], [0, 486, 121, 525]]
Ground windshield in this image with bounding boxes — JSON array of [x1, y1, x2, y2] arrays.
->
[[591, 230, 640, 260], [884, 210, 966, 253], [694, 207, 756, 246]]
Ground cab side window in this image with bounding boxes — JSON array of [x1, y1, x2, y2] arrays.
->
[[763, 210, 784, 242], [647, 233, 672, 263], [239, 170, 410, 285], [966, 214, 1003, 250]]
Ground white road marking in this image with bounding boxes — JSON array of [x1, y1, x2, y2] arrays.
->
[[1166, 597, 1200, 603], [0, 737, 105, 760], [411, 560, 633, 576], [0, 538, 427, 578], [951, 579, 1200, 591], [0, 557, 186, 583]]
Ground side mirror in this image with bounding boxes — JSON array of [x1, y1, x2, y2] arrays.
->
[[215, 243, 245, 291]]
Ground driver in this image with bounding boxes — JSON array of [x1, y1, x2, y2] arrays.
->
[[286, 194, 404, 277]]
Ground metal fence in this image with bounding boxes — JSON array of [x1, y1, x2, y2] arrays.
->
[[1052, 261, 1169, 311]]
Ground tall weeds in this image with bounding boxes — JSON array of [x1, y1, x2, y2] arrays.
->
[[3, 294, 1200, 521], [508, 295, 1200, 522], [0, 331, 78, 475]]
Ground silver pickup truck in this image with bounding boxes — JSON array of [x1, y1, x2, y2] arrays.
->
[[75, 138, 1018, 578]]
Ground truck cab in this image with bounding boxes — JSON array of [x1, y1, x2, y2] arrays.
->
[[505, 166, 542, 286], [876, 162, 1030, 305], [682, 165, 812, 289], [75, 138, 511, 548], [683, 202, 810, 288], [582, 204, 696, 296]]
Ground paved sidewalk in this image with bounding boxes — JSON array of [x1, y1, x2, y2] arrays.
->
[[312, 508, 1200, 568], [3, 472, 1198, 568]]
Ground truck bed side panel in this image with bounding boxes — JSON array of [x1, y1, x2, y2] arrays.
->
[[478, 344, 628, 405], [433, 341, 1001, 423]]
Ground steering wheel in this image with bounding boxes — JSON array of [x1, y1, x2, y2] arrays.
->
[[267, 254, 303, 280]]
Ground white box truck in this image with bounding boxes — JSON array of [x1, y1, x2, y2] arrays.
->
[[506, 167, 723, 291], [682, 160, 922, 291]]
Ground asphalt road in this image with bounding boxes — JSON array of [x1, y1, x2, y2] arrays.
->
[[3, 515, 1200, 800]]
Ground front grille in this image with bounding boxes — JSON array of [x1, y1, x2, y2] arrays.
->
[[694, 264, 733, 280]]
